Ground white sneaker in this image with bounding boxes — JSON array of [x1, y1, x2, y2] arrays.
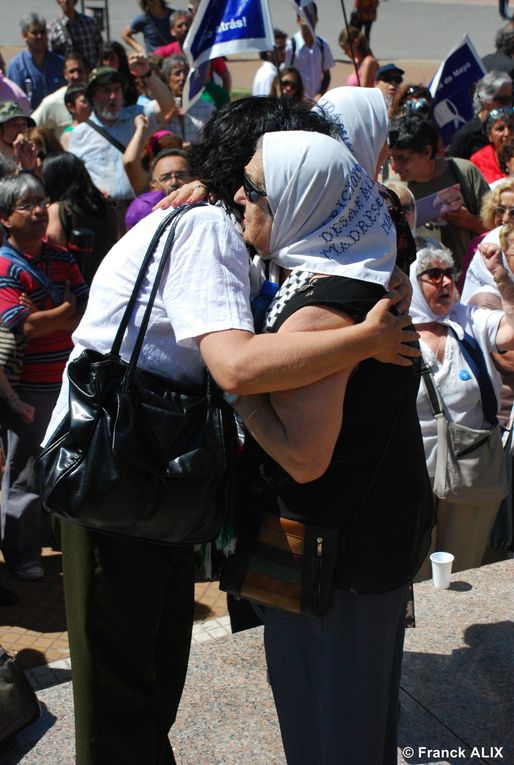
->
[[12, 562, 44, 580]]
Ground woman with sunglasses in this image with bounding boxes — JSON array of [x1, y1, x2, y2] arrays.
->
[[410, 243, 514, 579], [470, 106, 514, 184], [269, 66, 304, 103]]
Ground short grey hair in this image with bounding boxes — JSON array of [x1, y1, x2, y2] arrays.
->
[[20, 13, 47, 35], [416, 246, 455, 276], [0, 174, 45, 217], [473, 70, 512, 115], [161, 54, 189, 81]]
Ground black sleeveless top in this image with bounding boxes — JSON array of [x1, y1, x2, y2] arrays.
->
[[240, 275, 435, 594]]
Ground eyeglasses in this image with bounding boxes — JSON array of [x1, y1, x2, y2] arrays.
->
[[380, 75, 403, 85], [494, 205, 514, 219], [281, 79, 298, 88], [243, 174, 267, 204], [417, 267, 458, 284], [13, 197, 49, 213], [487, 106, 514, 125]]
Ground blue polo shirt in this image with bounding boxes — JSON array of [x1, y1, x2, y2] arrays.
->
[[6, 49, 65, 109]]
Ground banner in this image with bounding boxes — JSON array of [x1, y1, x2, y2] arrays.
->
[[429, 34, 486, 149]]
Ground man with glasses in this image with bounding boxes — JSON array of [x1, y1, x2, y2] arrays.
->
[[7, 13, 66, 110], [374, 63, 404, 105], [389, 114, 490, 269], [449, 70, 513, 160], [0, 174, 87, 580], [125, 148, 192, 229]]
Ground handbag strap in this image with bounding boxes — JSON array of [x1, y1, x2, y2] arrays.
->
[[451, 328, 498, 426], [85, 119, 127, 153], [110, 204, 208, 388]]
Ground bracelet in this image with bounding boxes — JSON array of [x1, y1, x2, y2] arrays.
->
[[243, 400, 266, 427]]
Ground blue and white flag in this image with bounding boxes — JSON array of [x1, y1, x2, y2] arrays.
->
[[183, 0, 274, 111], [429, 34, 486, 149], [288, 0, 316, 36]]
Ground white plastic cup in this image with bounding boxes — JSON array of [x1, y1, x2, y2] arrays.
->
[[430, 551, 455, 589]]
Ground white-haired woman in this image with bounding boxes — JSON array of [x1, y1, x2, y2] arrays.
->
[[228, 130, 434, 765], [410, 243, 514, 579]]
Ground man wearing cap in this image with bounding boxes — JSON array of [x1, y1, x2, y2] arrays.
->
[[0, 102, 35, 163], [68, 57, 174, 235], [7, 13, 66, 110], [31, 52, 88, 139], [375, 63, 404, 105]]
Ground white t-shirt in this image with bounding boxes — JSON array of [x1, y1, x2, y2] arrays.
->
[[417, 304, 504, 477], [252, 61, 278, 96], [44, 205, 254, 443], [284, 31, 335, 99]]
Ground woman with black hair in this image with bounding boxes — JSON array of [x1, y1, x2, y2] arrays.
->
[[43, 152, 118, 285], [123, 0, 174, 54], [100, 41, 139, 106]]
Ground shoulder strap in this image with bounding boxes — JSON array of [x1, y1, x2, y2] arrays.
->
[[446, 158, 473, 213], [317, 36, 325, 70], [420, 358, 444, 417], [451, 328, 498, 426], [85, 119, 127, 153], [0, 243, 62, 306], [110, 204, 207, 384], [290, 36, 296, 65], [146, 13, 170, 46]]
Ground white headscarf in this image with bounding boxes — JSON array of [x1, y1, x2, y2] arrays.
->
[[460, 226, 514, 303], [409, 253, 468, 338], [315, 86, 389, 178], [262, 130, 396, 286]]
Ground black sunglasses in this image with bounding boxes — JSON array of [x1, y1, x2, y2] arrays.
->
[[417, 267, 458, 284], [243, 174, 267, 204]]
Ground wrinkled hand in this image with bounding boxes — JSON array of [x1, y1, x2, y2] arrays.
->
[[19, 292, 38, 313], [153, 180, 208, 210], [387, 265, 412, 314], [13, 133, 37, 171], [9, 396, 35, 424], [365, 295, 420, 366], [478, 242, 510, 284], [128, 53, 151, 78]]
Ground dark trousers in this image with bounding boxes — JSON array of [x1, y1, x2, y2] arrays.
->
[[258, 584, 409, 765], [61, 520, 195, 765]]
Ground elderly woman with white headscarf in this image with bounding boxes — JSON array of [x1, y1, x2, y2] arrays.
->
[[410, 243, 514, 580], [316, 86, 417, 273], [227, 130, 434, 765]]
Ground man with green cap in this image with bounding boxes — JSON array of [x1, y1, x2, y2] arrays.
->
[[0, 102, 35, 163], [68, 57, 174, 236]]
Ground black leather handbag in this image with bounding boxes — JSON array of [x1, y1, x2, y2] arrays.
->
[[36, 205, 236, 545]]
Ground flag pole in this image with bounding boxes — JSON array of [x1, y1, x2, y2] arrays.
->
[[267, 0, 283, 97], [339, 0, 360, 86]]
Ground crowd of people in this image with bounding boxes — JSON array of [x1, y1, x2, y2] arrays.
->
[[0, 1, 514, 763]]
